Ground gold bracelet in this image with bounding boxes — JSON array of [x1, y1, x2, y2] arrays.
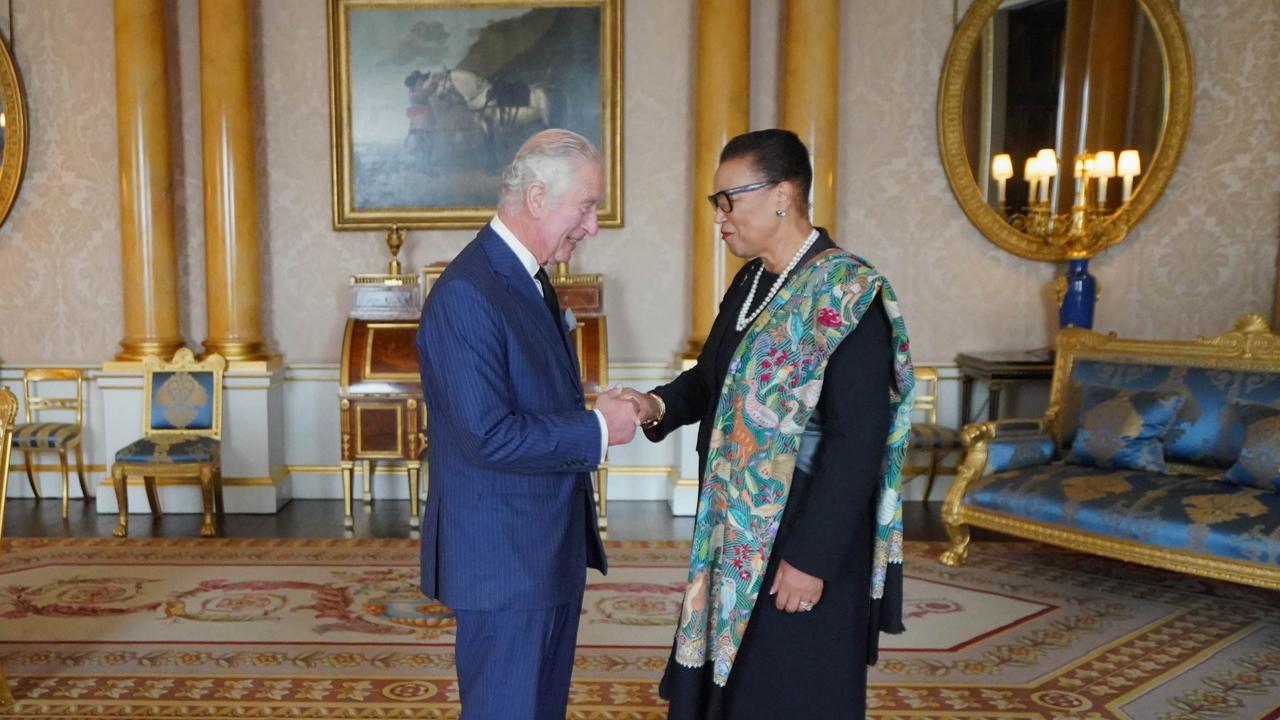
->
[[641, 392, 666, 429]]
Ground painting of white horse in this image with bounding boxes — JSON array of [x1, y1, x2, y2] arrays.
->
[[331, 0, 620, 228]]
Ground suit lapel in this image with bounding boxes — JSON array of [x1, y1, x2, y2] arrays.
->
[[479, 228, 583, 392]]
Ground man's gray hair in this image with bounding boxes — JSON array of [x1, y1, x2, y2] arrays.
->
[[498, 129, 602, 211]]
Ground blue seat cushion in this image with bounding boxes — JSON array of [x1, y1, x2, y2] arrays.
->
[[114, 435, 220, 465], [967, 462, 1280, 566], [11, 423, 81, 449], [909, 423, 962, 450]]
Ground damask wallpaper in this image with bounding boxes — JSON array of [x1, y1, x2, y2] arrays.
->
[[0, 0, 1275, 366]]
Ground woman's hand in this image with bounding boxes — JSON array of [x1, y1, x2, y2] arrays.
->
[[616, 387, 662, 426], [770, 559, 823, 613]]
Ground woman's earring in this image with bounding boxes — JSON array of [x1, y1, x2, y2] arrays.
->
[[776, 209, 786, 217]]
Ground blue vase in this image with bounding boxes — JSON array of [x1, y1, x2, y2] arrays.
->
[[1058, 259, 1096, 329]]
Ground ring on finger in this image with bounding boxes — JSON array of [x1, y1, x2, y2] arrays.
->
[[797, 600, 814, 612]]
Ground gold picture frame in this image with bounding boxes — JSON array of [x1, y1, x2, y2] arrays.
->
[[0, 32, 28, 229], [328, 0, 622, 230], [936, 0, 1192, 262]]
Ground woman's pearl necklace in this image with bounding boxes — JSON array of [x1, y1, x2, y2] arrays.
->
[[735, 228, 820, 332]]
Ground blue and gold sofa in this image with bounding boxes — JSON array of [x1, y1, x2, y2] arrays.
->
[[940, 315, 1280, 590]]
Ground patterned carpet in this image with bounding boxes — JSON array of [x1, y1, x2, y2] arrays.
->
[[0, 538, 1276, 719]]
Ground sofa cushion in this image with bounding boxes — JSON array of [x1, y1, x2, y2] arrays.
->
[[1066, 386, 1185, 472], [1064, 361, 1280, 468], [966, 463, 1280, 565], [1222, 402, 1280, 492]]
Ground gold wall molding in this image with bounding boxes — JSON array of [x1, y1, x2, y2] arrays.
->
[[98, 476, 277, 487]]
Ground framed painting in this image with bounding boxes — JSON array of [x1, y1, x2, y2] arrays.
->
[[328, 0, 622, 230]]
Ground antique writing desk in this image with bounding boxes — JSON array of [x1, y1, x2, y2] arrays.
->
[[338, 270, 609, 532], [552, 269, 610, 529], [339, 319, 424, 531]]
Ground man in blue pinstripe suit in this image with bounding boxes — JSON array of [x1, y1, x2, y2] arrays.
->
[[416, 129, 639, 719]]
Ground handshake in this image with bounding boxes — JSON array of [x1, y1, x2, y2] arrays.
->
[[595, 387, 662, 446]]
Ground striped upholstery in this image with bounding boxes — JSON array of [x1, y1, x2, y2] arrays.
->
[[909, 422, 962, 450], [11, 422, 81, 449]]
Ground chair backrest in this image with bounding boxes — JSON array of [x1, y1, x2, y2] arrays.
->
[[142, 349, 226, 441], [0, 386, 17, 540], [912, 366, 940, 425], [21, 368, 84, 427]]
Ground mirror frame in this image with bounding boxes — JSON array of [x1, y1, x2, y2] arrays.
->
[[0, 33, 25, 228], [937, 0, 1193, 262]]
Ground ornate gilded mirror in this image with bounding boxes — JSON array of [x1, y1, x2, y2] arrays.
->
[[938, 0, 1192, 261], [0, 31, 25, 228]]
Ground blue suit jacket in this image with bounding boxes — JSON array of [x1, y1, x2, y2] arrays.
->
[[416, 225, 608, 611]]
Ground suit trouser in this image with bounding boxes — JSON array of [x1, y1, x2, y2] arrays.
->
[[453, 592, 584, 720]]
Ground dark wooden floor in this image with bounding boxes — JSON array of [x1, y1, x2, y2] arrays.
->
[[0, 497, 977, 542]]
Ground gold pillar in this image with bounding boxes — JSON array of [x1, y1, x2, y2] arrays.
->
[[683, 0, 750, 359], [112, 0, 183, 362], [780, 0, 839, 232], [199, 0, 269, 361]]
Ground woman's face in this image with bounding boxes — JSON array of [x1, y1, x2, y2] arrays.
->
[[712, 156, 783, 261]]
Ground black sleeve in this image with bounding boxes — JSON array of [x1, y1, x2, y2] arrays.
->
[[643, 262, 756, 443], [645, 359, 713, 442], [780, 293, 894, 581]]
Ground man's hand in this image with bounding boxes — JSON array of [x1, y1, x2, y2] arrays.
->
[[770, 560, 823, 613], [616, 387, 661, 425], [595, 387, 639, 445]]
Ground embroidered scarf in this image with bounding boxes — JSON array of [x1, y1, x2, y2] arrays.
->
[[674, 249, 914, 686]]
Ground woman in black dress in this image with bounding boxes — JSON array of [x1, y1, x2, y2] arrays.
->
[[623, 130, 914, 719]]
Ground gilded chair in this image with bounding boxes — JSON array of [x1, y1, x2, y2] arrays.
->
[[906, 367, 963, 501], [111, 349, 226, 538], [10, 368, 90, 518], [1, 387, 19, 708]]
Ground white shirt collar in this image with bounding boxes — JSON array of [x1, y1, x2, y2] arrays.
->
[[490, 215, 541, 280]]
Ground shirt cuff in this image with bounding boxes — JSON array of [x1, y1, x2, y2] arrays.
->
[[592, 408, 609, 465]]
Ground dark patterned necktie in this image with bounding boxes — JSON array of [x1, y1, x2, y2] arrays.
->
[[534, 268, 562, 328]]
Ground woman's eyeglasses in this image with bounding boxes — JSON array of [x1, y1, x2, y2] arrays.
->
[[707, 181, 779, 214]]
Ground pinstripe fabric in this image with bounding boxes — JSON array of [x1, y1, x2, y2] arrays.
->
[[453, 594, 583, 720], [11, 423, 81, 449], [417, 226, 608, 717], [417, 226, 607, 612]]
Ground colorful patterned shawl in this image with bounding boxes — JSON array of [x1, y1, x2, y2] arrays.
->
[[674, 249, 914, 686]]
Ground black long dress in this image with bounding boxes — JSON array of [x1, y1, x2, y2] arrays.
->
[[647, 230, 898, 720]]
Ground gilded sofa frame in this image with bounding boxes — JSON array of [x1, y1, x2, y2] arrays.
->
[[940, 315, 1280, 591]]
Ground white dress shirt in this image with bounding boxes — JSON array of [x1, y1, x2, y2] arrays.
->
[[490, 216, 610, 462]]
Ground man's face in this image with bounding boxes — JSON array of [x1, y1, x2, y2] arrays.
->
[[538, 161, 603, 265]]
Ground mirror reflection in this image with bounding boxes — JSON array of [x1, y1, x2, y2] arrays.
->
[[963, 0, 1166, 223]]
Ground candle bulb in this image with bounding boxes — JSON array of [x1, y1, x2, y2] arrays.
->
[[1118, 150, 1141, 203], [992, 153, 1013, 205], [1036, 149, 1058, 204], [1093, 151, 1116, 206], [1073, 158, 1085, 207], [1024, 157, 1039, 205]]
